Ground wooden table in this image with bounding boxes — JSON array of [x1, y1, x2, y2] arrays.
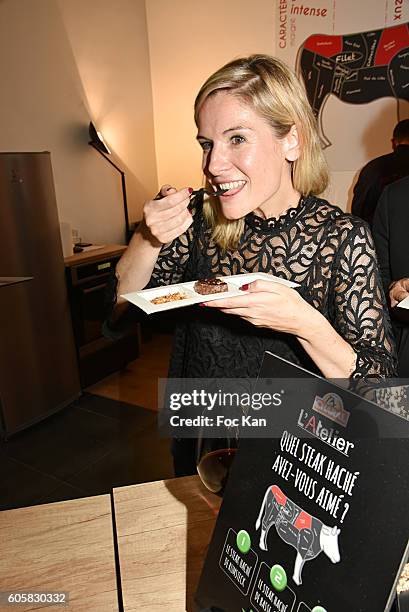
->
[[0, 477, 220, 611], [0, 494, 118, 611], [1, 477, 408, 610], [113, 476, 221, 612]]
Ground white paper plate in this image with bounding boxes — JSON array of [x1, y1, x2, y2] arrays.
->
[[397, 296, 409, 310], [120, 272, 299, 315]]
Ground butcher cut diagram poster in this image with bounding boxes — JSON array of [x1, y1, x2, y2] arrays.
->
[[274, 0, 409, 206], [195, 353, 409, 612]]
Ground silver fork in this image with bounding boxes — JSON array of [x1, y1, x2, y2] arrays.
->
[[154, 186, 227, 200], [190, 187, 228, 197]]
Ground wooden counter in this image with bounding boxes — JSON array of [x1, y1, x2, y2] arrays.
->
[[0, 494, 118, 611], [113, 476, 221, 612], [64, 244, 126, 267], [1, 477, 408, 610], [0, 477, 220, 612]]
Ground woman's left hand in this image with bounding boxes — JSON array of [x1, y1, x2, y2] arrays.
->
[[202, 280, 317, 339]]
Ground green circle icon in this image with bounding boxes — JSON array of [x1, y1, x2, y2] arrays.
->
[[312, 607, 327, 612], [236, 529, 251, 554], [269, 564, 287, 591]]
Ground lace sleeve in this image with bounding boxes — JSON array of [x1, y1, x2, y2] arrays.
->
[[103, 198, 202, 338], [329, 219, 397, 378], [145, 197, 201, 289], [102, 227, 194, 338], [146, 225, 194, 288]]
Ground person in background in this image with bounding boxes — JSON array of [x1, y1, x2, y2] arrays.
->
[[109, 54, 396, 475], [351, 119, 409, 225], [373, 175, 409, 376]]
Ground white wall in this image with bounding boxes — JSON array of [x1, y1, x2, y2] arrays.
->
[[2, 0, 406, 242], [59, 0, 158, 232], [145, 0, 276, 190], [0, 0, 157, 244], [146, 0, 409, 212]]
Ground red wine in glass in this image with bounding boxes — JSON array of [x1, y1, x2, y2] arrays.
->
[[197, 447, 237, 496]]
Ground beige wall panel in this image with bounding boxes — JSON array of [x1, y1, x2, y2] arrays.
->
[[146, 0, 276, 190], [0, 0, 157, 242]]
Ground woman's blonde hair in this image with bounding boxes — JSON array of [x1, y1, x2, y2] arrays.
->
[[194, 54, 329, 250]]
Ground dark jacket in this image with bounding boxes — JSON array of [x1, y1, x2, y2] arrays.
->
[[352, 145, 409, 225], [373, 175, 409, 376]]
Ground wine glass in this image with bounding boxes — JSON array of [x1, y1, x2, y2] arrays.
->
[[196, 425, 239, 496]]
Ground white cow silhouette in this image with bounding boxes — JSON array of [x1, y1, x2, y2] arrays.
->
[[255, 485, 341, 585]]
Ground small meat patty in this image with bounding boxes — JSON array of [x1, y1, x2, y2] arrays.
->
[[194, 277, 228, 295]]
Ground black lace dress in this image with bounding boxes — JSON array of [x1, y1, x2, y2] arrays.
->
[[147, 194, 396, 381]]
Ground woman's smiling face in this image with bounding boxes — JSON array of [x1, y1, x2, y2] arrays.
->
[[196, 91, 299, 220]]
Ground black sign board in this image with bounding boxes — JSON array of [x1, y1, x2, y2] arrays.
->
[[195, 353, 409, 612], [398, 590, 409, 611]]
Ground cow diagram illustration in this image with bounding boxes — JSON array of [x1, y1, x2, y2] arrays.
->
[[297, 22, 409, 147], [255, 485, 341, 585]]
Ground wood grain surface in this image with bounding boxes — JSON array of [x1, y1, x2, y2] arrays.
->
[[113, 476, 221, 612], [0, 495, 118, 611]]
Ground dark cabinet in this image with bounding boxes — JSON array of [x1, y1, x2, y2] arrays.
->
[[0, 152, 80, 437], [65, 246, 140, 388]]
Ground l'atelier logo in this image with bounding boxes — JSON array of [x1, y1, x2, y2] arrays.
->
[[312, 393, 350, 427]]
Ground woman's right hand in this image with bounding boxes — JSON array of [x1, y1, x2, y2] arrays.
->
[[142, 184, 193, 245], [389, 277, 409, 307]]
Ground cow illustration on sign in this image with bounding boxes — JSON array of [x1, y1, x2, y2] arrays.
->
[[297, 23, 409, 147], [255, 485, 341, 585]]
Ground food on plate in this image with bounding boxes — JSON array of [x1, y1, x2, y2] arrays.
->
[[194, 277, 228, 295], [398, 563, 409, 593], [150, 291, 188, 305]]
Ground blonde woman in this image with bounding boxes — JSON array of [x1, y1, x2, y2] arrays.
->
[[112, 55, 396, 472]]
